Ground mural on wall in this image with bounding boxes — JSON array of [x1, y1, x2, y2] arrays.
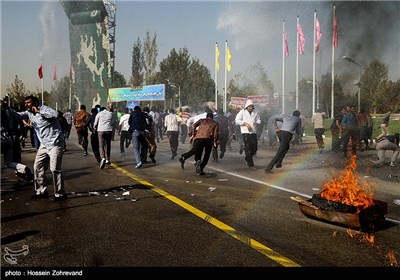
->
[[61, 0, 111, 110]]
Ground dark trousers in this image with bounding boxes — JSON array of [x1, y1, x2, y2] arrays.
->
[[242, 133, 258, 167], [342, 128, 358, 156], [266, 130, 293, 170], [119, 130, 132, 153], [193, 138, 213, 171], [90, 133, 101, 163], [76, 127, 88, 152]]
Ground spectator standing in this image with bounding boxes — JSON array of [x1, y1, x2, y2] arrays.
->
[[330, 107, 346, 152], [73, 104, 90, 156], [8, 95, 67, 201], [311, 109, 328, 152], [235, 99, 261, 168], [341, 105, 358, 158], [264, 110, 302, 173], [94, 106, 115, 169]]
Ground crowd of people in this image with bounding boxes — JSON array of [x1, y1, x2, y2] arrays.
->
[[1, 95, 399, 201]]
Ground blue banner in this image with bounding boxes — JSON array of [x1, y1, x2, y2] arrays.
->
[[109, 84, 165, 102]]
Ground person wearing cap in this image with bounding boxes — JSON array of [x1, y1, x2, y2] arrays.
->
[[264, 110, 302, 173], [235, 99, 261, 168]]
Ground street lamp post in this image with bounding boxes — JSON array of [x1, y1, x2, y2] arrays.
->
[[342, 56, 361, 113], [307, 81, 320, 111], [170, 83, 181, 109]]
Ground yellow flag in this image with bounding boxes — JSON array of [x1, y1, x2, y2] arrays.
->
[[226, 47, 232, 72], [215, 45, 220, 72]]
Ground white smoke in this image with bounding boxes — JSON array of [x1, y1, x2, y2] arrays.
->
[[39, 1, 70, 78]]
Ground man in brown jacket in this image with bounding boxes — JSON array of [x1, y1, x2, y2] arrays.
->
[[73, 104, 90, 156], [191, 112, 219, 176]]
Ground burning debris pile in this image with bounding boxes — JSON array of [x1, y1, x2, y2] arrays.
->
[[292, 155, 388, 232]]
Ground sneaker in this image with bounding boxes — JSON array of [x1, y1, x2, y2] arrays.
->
[[219, 151, 225, 159], [179, 156, 185, 169], [150, 156, 156, 164], [51, 194, 68, 202], [195, 160, 202, 174], [135, 161, 143, 169], [276, 164, 282, 168], [105, 160, 111, 165], [390, 161, 396, 167], [120, 152, 125, 156], [100, 158, 106, 169], [84, 151, 88, 156], [31, 191, 49, 200], [264, 169, 274, 174], [197, 171, 205, 176]]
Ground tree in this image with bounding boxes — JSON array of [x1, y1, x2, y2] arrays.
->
[[319, 73, 345, 117], [5, 75, 30, 108], [360, 59, 399, 114], [112, 71, 127, 88], [50, 76, 70, 111], [130, 37, 144, 86], [143, 30, 158, 85], [226, 63, 274, 111], [159, 48, 191, 108], [186, 58, 215, 111]]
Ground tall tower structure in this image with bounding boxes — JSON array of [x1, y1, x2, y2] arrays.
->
[[61, 0, 116, 109]]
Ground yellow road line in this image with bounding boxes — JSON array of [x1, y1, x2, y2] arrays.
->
[[111, 163, 300, 267]]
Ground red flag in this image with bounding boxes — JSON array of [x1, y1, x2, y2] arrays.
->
[[297, 21, 305, 55], [53, 64, 57, 81], [284, 30, 289, 57], [315, 17, 322, 52], [38, 64, 43, 79], [333, 6, 338, 48]]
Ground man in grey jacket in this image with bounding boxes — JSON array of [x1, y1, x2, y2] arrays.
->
[[265, 110, 301, 173]]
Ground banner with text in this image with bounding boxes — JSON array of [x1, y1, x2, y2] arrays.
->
[[109, 84, 165, 102]]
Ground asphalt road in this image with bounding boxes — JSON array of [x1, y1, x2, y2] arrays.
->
[[1, 132, 399, 277]]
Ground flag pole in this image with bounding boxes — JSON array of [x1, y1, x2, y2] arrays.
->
[[296, 16, 299, 110], [69, 64, 73, 110], [312, 10, 316, 115], [282, 21, 286, 115], [224, 40, 228, 113], [331, 5, 337, 119], [215, 42, 218, 110], [41, 59, 44, 105]]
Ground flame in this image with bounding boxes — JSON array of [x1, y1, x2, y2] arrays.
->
[[386, 251, 399, 267], [320, 155, 374, 212]]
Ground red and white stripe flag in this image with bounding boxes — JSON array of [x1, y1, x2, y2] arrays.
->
[[284, 30, 289, 57], [315, 17, 322, 52], [297, 21, 305, 55], [333, 7, 338, 48]]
